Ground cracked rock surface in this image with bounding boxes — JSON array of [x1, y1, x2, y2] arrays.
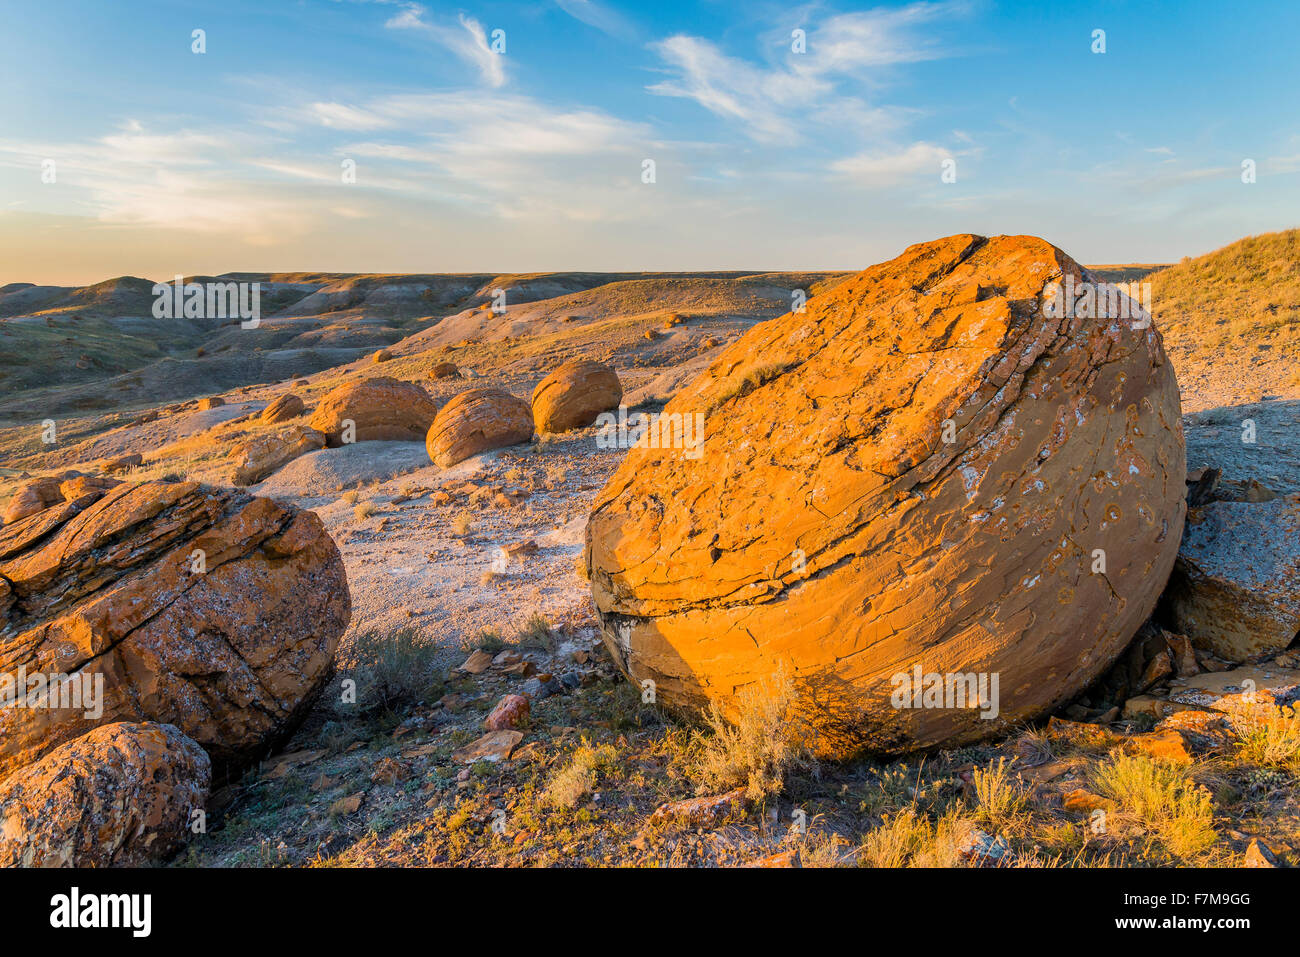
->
[[0, 479, 350, 780], [0, 721, 210, 867], [586, 234, 1186, 757]]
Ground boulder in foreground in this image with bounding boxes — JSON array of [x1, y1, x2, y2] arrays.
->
[[532, 360, 622, 433], [426, 388, 533, 467], [0, 479, 350, 779], [586, 234, 1186, 757], [0, 722, 210, 867], [308, 376, 439, 447]]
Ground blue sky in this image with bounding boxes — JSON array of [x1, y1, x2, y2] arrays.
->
[[2, 0, 1298, 283]]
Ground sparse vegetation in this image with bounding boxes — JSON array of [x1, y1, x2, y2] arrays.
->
[[1089, 754, 1218, 860], [344, 627, 440, 712], [518, 612, 556, 652], [690, 668, 815, 802], [1149, 228, 1300, 364], [971, 758, 1030, 830], [467, 627, 507, 653], [1223, 700, 1300, 771], [708, 361, 797, 412], [856, 807, 973, 868], [545, 740, 619, 809]]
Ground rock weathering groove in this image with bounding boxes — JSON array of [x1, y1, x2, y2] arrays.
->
[[586, 234, 1187, 757], [0, 479, 351, 781]]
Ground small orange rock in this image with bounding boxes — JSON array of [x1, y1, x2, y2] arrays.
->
[[331, 793, 363, 815], [484, 694, 531, 731], [1062, 788, 1116, 815], [1126, 728, 1194, 764]]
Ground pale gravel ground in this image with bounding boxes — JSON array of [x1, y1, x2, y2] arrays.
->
[[1171, 324, 1300, 498], [250, 428, 621, 673]]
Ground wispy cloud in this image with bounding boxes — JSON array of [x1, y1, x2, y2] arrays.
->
[[319, 91, 660, 220], [386, 6, 506, 88], [649, 36, 820, 143], [554, 0, 638, 41], [831, 141, 953, 186], [0, 123, 319, 243], [648, 2, 968, 144], [383, 3, 426, 31], [308, 101, 394, 130]]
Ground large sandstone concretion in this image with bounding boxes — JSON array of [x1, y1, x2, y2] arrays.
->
[[0, 478, 351, 779], [1162, 495, 1300, 661], [586, 234, 1186, 758], [229, 423, 326, 485], [532, 360, 623, 433], [426, 388, 534, 467], [308, 376, 439, 447], [0, 721, 210, 867]]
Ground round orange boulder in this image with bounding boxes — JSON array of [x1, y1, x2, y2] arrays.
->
[[308, 376, 439, 447], [532, 360, 622, 433], [426, 388, 533, 467], [261, 392, 305, 424], [586, 234, 1186, 758]]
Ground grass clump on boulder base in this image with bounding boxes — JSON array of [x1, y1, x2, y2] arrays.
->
[[690, 667, 815, 802]]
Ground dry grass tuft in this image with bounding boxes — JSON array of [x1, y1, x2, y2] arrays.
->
[[517, 612, 556, 653], [1089, 754, 1218, 860], [545, 740, 619, 809], [1223, 700, 1300, 770], [467, 627, 507, 653], [856, 807, 974, 868], [971, 758, 1030, 830], [690, 667, 815, 802], [345, 627, 439, 712]]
